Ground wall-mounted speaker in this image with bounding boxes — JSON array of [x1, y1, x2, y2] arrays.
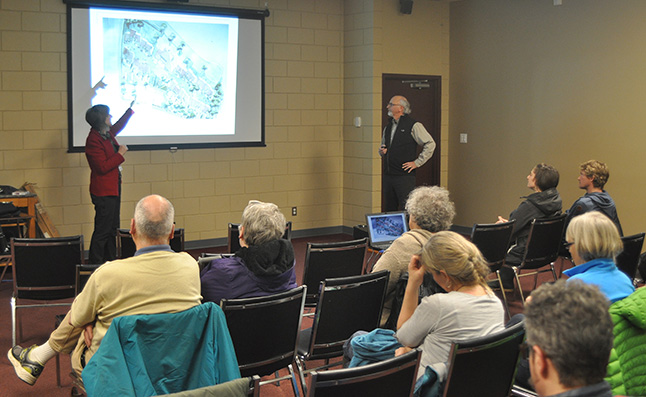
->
[[400, 0, 413, 14]]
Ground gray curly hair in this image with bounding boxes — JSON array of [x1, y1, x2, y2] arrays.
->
[[405, 186, 455, 232]]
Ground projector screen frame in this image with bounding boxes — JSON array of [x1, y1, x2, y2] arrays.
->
[[64, 0, 266, 152]]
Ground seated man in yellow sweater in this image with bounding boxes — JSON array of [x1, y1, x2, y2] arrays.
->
[[7, 194, 202, 386]]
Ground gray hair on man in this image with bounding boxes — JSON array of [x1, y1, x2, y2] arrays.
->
[[241, 200, 286, 246], [133, 195, 175, 242], [405, 186, 456, 233], [397, 97, 412, 114], [525, 279, 614, 388]]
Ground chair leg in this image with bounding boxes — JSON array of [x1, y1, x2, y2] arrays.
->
[[0, 261, 9, 283], [11, 296, 16, 346], [288, 363, 301, 397], [496, 269, 511, 321], [56, 354, 61, 387], [558, 256, 574, 278], [549, 263, 558, 282], [70, 371, 87, 396], [295, 356, 308, 396], [514, 267, 526, 305], [18, 308, 23, 344]]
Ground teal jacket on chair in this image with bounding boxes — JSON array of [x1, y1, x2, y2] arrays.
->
[[82, 302, 241, 397]]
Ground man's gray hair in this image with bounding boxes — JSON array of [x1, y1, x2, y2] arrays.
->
[[398, 97, 412, 114], [525, 280, 614, 388], [241, 200, 286, 246], [405, 186, 455, 232], [134, 195, 174, 242]]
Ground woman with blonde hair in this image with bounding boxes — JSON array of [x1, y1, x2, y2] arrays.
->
[[563, 211, 633, 303], [395, 231, 505, 394]]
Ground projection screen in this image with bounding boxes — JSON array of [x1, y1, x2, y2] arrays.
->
[[65, 0, 265, 152]]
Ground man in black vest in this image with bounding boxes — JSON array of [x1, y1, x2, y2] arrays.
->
[[379, 95, 436, 211]]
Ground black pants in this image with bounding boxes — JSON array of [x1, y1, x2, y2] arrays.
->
[[382, 174, 416, 212], [89, 194, 120, 264]]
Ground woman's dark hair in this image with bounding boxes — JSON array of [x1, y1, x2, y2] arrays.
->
[[533, 163, 559, 191], [85, 105, 110, 131]]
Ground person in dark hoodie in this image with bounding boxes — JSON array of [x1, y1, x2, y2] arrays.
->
[[200, 200, 297, 303], [491, 163, 562, 291], [564, 160, 622, 236]]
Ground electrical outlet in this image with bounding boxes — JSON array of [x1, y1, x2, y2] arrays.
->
[[292, 207, 297, 216], [459, 133, 468, 144]]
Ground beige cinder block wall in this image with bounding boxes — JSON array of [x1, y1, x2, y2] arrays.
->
[[449, 0, 646, 235], [0, 0, 348, 247], [343, 0, 450, 227], [0, 0, 451, 247]]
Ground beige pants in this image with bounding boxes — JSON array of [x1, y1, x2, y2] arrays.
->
[[46, 312, 94, 376]]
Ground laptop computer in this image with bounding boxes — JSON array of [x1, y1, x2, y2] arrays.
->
[[365, 211, 409, 251]]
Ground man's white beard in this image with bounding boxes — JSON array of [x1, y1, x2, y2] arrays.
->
[[388, 110, 393, 117]]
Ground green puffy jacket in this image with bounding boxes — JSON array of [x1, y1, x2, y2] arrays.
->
[[605, 287, 646, 396]]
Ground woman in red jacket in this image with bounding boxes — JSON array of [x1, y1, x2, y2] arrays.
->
[[85, 103, 133, 264]]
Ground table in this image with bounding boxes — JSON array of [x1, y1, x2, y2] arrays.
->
[[0, 193, 37, 238]]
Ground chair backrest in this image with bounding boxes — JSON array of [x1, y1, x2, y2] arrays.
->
[[519, 214, 567, 270], [616, 232, 645, 280], [470, 220, 516, 272], [220, 286, 306, 377], [0, 215, 31, 239], [75, 264, 101, 295], [197, 252, 234, 271], [227, 223, 241, 254], [117, 228, 185, 259], [304, 271, 389, 360], [302, 238, 368, 305], [308, 349, 421, 397], [227, 222, 292, 254], [443, 321, 526, 397], [11, 236, 84, 300]]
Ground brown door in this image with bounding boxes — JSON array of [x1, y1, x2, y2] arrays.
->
[[381, 74, 442, 211]]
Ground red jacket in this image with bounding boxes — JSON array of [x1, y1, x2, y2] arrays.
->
[[85, 109, 134, 197]]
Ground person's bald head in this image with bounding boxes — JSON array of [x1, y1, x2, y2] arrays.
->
[[132, 195, 175, 246]]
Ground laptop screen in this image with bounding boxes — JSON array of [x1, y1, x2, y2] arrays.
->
[[365, 212, 409, 245]]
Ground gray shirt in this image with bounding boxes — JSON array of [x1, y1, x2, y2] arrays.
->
[[396, 291, 505, 380]]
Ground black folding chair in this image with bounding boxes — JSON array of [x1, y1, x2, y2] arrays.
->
[[470, 220, 516, 317], [510, 214, 566, 304], [296, 271, 389, 394], [301, 238, 368, 306], [307, 349, 421, 397], [227, 222, 292, 254], [220, 286, 306, 396], [615, 232, 645, 282], [117, 227, 185, 258], [443, 321, 526, 397], [10, 236, 84, 346]]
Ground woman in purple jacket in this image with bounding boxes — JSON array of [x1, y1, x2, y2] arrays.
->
[[200, 200, 297, 304]]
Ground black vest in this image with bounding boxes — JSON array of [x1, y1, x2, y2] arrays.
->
[[383, 114, 418, 176]]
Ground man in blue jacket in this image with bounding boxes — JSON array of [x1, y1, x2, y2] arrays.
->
[[564, 160, 622, 236]]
